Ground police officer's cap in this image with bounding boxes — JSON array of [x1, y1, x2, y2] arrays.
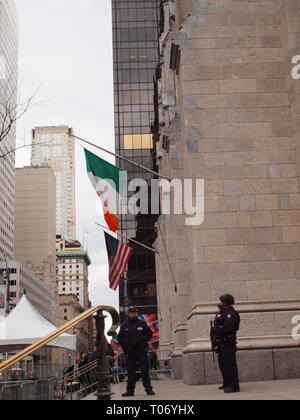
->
[[220, 294, 235, 306], [128, 306, 138, 313]]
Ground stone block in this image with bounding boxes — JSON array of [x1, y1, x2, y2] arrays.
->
[[195, 263, 230, 283], [272, 178, 299, 194], [204, 353, 223, 385], [183, 353, 206, 385], [205, 197, 221, 212], [183, 95, 198, 110], [255, 227, 282, 243], [251, 211, 273, 227], [201, 212, 238, 229], [170, 357, 183, 380], [193, 229, 227, 246], [220, 196, 239, 212], [280, 164, 298, 178], [244, 244, 274, 262], [272, 279, 300, 299], [272, 210, 300, 226], [204, 166, 246, 180], [229, 261, 294, 282], [224, 151, 269, 165], [187, 139, 199, 153], [227, 228, 256, 245], [223, 180, 241, 196], [193, 247, 205, 264], [268, 164, 281, 178], [210, 281, 247, 302], [237, 350, 275, 382], [186, 124, 203, 141], [237, 212, 252, 228], [241, 179, 273, 194], [204, 153, 225, 166], [204, 245, 244, 263], [245, 165, 268, 179], [290, 194, 300, 208], [273, 348, 300, 379], [256, 194, 279, 211], [246, 280, 273, 300], [240, 195, 256, 211], [204, 180, 223, 195], [270, 149, 296, 164], [279, 194, 290, 210], [282, 226, 300, 242]]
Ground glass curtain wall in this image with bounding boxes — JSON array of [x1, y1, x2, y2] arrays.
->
[[112, 0, 161, 319]]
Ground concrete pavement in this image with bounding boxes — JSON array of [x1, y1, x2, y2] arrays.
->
[[84, 376, 300, 400]]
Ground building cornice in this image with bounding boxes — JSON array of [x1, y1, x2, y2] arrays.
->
[[182, 335, 300, 354], [56, 251, 91, 266], [188, 299, 300, 319]]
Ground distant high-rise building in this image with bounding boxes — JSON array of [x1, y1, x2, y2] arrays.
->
[[31, 126, 76, 240], [14, 166, 58, 323], [0, 261, 52, 320], [14, 166, 56, 267], [112, 0, 161, 319], [56, 237, 90, 310], [0, 0, 18, 261]]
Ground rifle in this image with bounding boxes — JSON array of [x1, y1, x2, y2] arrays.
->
[[210, 320, 217, 364]]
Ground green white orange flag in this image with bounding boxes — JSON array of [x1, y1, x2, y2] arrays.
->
[[84, 148, 126, 232]]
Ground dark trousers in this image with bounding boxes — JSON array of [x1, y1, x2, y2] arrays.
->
[[218, 342, 239, 389], [125, 349, 152, 393]]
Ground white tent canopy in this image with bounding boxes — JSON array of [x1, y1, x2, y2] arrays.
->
[[0, 295, 76, 351]]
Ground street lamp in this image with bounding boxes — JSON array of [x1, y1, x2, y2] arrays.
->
[[0, 248, 10, 316]]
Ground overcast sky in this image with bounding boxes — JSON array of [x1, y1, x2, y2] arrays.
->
[[14, 0, 119, 313]]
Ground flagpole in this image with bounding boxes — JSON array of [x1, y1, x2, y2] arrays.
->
[[97, 222, 178, 292], [70, 133, 171, 181], [95, 223, 159, 255]]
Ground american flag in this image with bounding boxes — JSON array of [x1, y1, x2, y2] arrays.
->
[[104, 232, 133, 291]]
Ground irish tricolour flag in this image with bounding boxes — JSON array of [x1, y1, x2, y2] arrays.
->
[[84, 148, 126, 232]]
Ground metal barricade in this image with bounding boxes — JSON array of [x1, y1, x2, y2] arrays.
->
[[1, 384, 21, 400], [20, 382, 36, 400], [0, 380, 57, 400]]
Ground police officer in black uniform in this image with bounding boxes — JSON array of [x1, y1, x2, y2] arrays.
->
[[212, 294, 240, 394], [117, 306, 155, 397]]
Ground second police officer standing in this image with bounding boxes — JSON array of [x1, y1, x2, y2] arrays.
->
[[212, 294, 241, 394], [117, 306, 155, 397]]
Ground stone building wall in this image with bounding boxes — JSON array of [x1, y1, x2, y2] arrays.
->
[[156, 0, 300, 384]]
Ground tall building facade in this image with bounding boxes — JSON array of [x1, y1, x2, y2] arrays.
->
[[56, 238, 90, 310], [112, 0, 162, 318], [14, 166, 58, 322], [31, 126, 76, 240], [0, 0, 18, 261], [14, 167, 56, 267], [56, 238, 91, 351], [155, 0, 300, 384], [0, 261, 52, 320]]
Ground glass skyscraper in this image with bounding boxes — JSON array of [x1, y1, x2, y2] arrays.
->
[[0, 0, 18, 261], [112, 0, 161, 319]]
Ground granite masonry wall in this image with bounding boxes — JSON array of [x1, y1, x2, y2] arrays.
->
[[156, 0, 300, 384]]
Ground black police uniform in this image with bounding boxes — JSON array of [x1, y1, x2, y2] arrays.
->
[[213, 307, 240, 391], [117, 317, 153, 394]]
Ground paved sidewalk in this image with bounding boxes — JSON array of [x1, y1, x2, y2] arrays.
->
[[84, 377, 300, 400]]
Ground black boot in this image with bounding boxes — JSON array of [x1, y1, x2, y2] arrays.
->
[[219, 385, 226, 390], [224, 386, 240, 394], [122, 391, 134, 397], [146, 389, 155, 396]]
